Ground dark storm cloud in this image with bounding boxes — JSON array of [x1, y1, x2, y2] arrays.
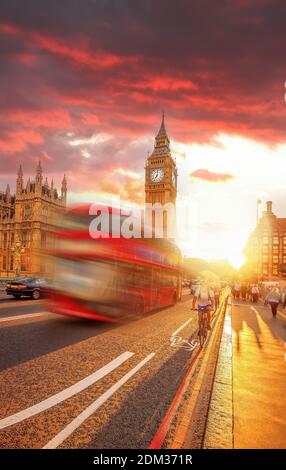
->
[[0, 0, 285, 195]]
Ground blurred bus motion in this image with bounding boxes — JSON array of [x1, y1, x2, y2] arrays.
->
[[47, 204, 182, 322]]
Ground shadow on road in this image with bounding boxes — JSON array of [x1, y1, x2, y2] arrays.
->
[[0, 317, 115, 371], [232, 301, 262, 351], [232, 300, 286, 352]]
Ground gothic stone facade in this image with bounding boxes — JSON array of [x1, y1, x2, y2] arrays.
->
[[0, 162, 67, 278]]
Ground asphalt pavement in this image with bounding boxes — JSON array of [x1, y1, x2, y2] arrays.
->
[[0, 292, 203, 449]]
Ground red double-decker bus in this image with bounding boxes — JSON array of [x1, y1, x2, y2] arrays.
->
[[47, 204, 182, 322]]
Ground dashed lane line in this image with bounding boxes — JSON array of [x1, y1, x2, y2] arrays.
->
[[0, 312, 51, 323], [43, 352, 155, 449], [172, 318, 193, 337], [0, 352, 134, 430]]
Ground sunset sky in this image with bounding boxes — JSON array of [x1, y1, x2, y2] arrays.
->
[[1, 0, 286, 266]]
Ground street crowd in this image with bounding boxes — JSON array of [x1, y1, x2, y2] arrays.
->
[[231, 281, 286, 317], [188, 279, 286, 319]]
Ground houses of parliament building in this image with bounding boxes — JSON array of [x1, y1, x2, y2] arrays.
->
[[0, 162, 67, 278]]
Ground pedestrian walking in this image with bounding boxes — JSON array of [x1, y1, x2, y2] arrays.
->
[[234, 281, 241, 300], [251, 284, 259, 303], [241, 283, 247, 301], [213, 285, 221, 310], [282, 287, 286, 309], [266, 287, 281, 317]]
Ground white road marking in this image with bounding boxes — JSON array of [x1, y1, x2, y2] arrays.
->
[[43, 352, 155, 449], [250, 306, 259, 314], [170, 335, 198, 351], [0, 352, 134, 430], [172, 318, 193, 337], [0, 312, 51, 323]]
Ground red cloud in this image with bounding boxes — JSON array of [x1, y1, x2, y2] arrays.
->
[[0, 129, 43, 153], [5, 109, 72, 129], [0, 22, 138, 70], [0, 1, 286, 183], [190, 169, 234, 183], [34, 33, 138, 69]]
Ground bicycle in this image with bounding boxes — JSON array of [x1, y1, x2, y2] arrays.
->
[[197, 304, 211, 347]]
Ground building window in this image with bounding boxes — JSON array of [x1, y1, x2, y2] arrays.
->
[[21, 256, 28, 272], [3, 232, 7, 249], [41, 232, 47, 248], [273, 246, 279, 254], [23, 205, 32, 218], [42, 206, 48, 217], [11, 232, 14, 246], [10, 256, 14, 271], [273, 236, 279, 245], [273, 255, 279, 263], [21, 231, 28, 247], [263, 255, 268, 262], [2, 256, 6, 271]]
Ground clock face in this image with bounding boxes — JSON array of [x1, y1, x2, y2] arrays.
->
[[150, 168, 164, 183]]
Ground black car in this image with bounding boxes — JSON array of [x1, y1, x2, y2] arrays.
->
[[6, 277, 47, 300]]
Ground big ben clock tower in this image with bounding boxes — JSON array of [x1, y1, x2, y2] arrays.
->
[[145, 113, 177, 238]]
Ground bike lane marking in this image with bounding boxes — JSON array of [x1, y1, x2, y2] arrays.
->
[[0, 351, 134, 430], [43, 352, 155, 449]]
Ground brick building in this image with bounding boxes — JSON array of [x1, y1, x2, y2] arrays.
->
[[244, 201, 286, 280]]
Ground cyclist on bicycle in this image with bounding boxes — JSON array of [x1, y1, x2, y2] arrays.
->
[[194, 282, 214, 330]]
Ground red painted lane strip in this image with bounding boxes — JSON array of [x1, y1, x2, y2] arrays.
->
[[148, 346, 202, 449]]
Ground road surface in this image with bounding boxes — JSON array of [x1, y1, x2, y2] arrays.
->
[[0, 292, 204, 449]]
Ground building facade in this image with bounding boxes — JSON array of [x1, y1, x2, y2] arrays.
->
[[244, 201, 286, 280], [145, 114, 177, 238], [0, 162, 67, 278]]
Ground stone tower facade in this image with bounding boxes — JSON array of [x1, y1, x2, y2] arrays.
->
[[0, 162, 67, 278], [145, 114, 177, 238]]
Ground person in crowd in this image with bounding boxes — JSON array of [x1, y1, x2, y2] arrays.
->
[[234, 281, 241, 300], [246, 283, 252, 301], [281, 286, 286, 309], [264, 284, 271, 306], [191, 282, 198, 309], [241, 283, 247, 301], [213, 284, 221, 310], [251, 284, 259, 303], [266, 287, 281, 317]]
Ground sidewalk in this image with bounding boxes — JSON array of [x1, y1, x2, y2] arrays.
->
[[204, 299, 286, 449]]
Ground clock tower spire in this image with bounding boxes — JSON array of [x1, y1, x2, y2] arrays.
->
[[145, 114, 177, 239]]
